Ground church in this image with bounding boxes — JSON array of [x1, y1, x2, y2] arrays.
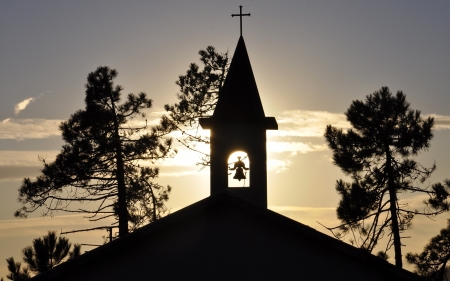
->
[[31, 16, 425, 281]]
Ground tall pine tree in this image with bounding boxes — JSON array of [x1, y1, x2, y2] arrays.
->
[[324, 87, 450, 267], [16, 67, 174, 237]]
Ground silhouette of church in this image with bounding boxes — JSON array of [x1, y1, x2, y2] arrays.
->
[[31, 36, 424, 281]]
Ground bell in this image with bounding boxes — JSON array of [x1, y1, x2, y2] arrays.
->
[[233, 167, 246, 181]]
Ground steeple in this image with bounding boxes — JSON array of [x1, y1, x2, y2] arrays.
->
[[199, 36, 277, 208], [202, 36, 277, 128], [213, 36, 266, 123]]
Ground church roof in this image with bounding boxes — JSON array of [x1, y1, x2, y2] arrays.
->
[[31, 191, 425, 281]]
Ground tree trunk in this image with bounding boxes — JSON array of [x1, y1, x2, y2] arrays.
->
[[385, 143, 402, 267], [115, 143, 128, 237], [110, 96, 128, 237]]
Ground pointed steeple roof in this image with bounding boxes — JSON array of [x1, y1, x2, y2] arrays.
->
[[199, 36, 277, 130], [213, 36, 266, 123]]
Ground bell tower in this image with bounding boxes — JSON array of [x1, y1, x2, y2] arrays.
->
[[199, 36, 277, 208]]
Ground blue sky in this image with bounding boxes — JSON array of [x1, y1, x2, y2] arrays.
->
[[1, 0, 450, 276]]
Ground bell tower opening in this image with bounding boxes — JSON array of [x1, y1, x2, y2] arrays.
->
[[228, 151, 250, 187]]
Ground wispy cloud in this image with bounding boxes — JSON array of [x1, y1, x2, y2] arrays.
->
[[2, 111, 447, 142], [268, 141, 328, 154], [159, 170, 209, 177], [1, 110, 447, 176], [153, 109, 450, 143], [15, 97, 36, 115], [14, 94, 44, 115], [0, 150, 59, 167], [0, 150, 59, 180], [0, 118, 61, 140], [273, 110, 349, 138], [271, 111, 450, 139], [426, 114, 450, 130], [267, 159, 293, 173], [0, 214, 90, 236]]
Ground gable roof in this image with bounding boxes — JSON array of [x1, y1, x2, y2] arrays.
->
[[32, 191, 424, 281]]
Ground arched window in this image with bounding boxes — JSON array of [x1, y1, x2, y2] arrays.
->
[[228, 151, 250, 187]]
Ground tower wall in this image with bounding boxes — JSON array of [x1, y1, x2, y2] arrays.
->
[[210, 124, 268, 207]]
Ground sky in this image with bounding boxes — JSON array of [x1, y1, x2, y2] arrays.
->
[[1, 0, 450, 276]]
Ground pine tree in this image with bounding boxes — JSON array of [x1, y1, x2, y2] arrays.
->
[[162, 46, 229, 166], [5, 257, 29, 281], [22, 231, 80, 274], [407, 215, 450, 281], [4, 231, 80, 279], [16, 67, 174, 237], [324, 87, 450, 267]]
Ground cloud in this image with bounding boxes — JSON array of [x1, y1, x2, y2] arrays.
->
[[2, 110, 445, 176], [0, 166, 43, 181], [159, 170, 209, 177], [0, 150, 59, 180], [14, 91, 46, 115], [271, 111, 450, 139], [426, 114, 450, 130], [141, 144, 210, 168], [267, 159, 293, 174], [140, 111, 335, 174], [272, 110, 350, 138], [14, 95, 44, 115], [0, 150, 59, 167], [0, 118, 62, 140], [0, 214, 91, 236], [268, 141, 328, 154]]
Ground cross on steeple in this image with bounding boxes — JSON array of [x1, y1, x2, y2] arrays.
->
[[231, 5, 250, 37]]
